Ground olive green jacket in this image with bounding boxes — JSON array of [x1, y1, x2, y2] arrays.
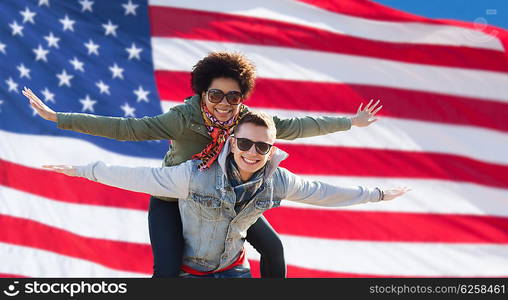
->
[[57, 95, 352, 201]]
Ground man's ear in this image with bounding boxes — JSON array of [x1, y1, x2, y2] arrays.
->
[[268, 145, 277, 160]]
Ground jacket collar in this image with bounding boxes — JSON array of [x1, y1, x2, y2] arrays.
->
[[185, 95, 206, 124], [217, 137, 288, 181]]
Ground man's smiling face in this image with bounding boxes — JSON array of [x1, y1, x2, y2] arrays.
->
[[231, 122, 276, 181]]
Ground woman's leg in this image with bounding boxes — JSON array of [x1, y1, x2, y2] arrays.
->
[[148, 196, 184, 278], [246, 215, 286, 278]]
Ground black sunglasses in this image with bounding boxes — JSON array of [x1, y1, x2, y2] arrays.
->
[[206, 89, 243, 105], [234, 137, 273, 155]]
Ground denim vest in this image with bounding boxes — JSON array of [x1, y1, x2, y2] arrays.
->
[[179, 143, 287, 272]]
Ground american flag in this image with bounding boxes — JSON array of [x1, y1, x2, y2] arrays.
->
[[1, 0, 508, 278]]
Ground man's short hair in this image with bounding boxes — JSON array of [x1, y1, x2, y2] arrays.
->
[[235, 111, 276, 138]]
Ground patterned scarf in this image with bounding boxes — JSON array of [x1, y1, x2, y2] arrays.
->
[[226, 154, 266, 212], [192, 99, 246, 170]]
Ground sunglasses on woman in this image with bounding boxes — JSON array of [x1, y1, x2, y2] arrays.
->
[[206, 89, 243, 105], [234, 137, 273, 155]]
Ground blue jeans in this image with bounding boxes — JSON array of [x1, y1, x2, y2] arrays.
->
[[180, 266, 252, 278]]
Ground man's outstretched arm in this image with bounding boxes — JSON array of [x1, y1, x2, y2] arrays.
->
[[43, 161, 192, 199]]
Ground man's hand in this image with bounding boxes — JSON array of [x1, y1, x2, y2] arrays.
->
[[350, 99, 382, 127], [42, 165, 78, 177], [382, 186, 411, 201], [22, 87, 58, 122]]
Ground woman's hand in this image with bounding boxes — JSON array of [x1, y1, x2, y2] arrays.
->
[[350, 99, 382, 127], [382, 186, 411, 201], [42, 165, 78, 177], [22, 87, 58, 122]]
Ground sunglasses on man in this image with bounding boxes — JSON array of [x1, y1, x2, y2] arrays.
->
[[233, 136, 273, 155], [206, 89, 243, 105]]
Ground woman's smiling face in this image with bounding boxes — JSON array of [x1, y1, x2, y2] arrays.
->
[[202, 77, 243, 122]]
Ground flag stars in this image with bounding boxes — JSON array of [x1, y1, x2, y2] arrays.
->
[[126, 43, 142, 60], [96, 80, 110, 95], [102, 20, 118, 37], [56, 69, 73, 87], [41, 88, 55, 103], [69, 57, 85, 72], [33, 44, 49, 62], [79, 95, 97, 112], [44, 32, 60, 48], [17, 63, 31, 79], [0, 42, 6, 55], [84, 39, 99, 55], [59, 14, 76, 31], [109, 63, 124, 79], [9, 21, 24, 36], [123, 0, 139, 16], [121, 102, 136, 117], [6, 77, 19, 93], [79, 0, 94, 12], [0, 99, 4, 113], [20, 7, 37, 24], [134, 85, 149, 102], [38, 0, 50, 7]]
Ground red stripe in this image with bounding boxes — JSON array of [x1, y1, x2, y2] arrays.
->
[[149, 6, 508, 72], [264, 207, 508, 244], [0, 273, 26, 278], [155, 71, 508, 133], [278, 144, 508, 189], [0, 215, 152, 274], [295, 0, 433, 22], [296, 0, 508, 52], [0, 159, 149, 211]]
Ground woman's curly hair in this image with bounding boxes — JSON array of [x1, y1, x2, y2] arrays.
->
[[191, 51, 256, 98]]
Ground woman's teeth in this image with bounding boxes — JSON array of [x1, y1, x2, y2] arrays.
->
[[215, 108, 230, 113]]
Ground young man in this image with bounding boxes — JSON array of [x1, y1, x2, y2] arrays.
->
[[44, 111, 409, 278]]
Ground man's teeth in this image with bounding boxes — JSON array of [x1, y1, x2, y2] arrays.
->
[[216, 108, 230, 113], [242, 157, 258, 164]]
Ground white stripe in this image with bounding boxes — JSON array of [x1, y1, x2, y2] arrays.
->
[[0, 242, 148, 277], [0, 129, 162, 168], [281, 176, 508, 218], [245, 235, 508, 276], [152, 38, 508, 103], [149, 0, 504, 51], [161, 100, 508, 166], [0, 186, 149, 244]]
